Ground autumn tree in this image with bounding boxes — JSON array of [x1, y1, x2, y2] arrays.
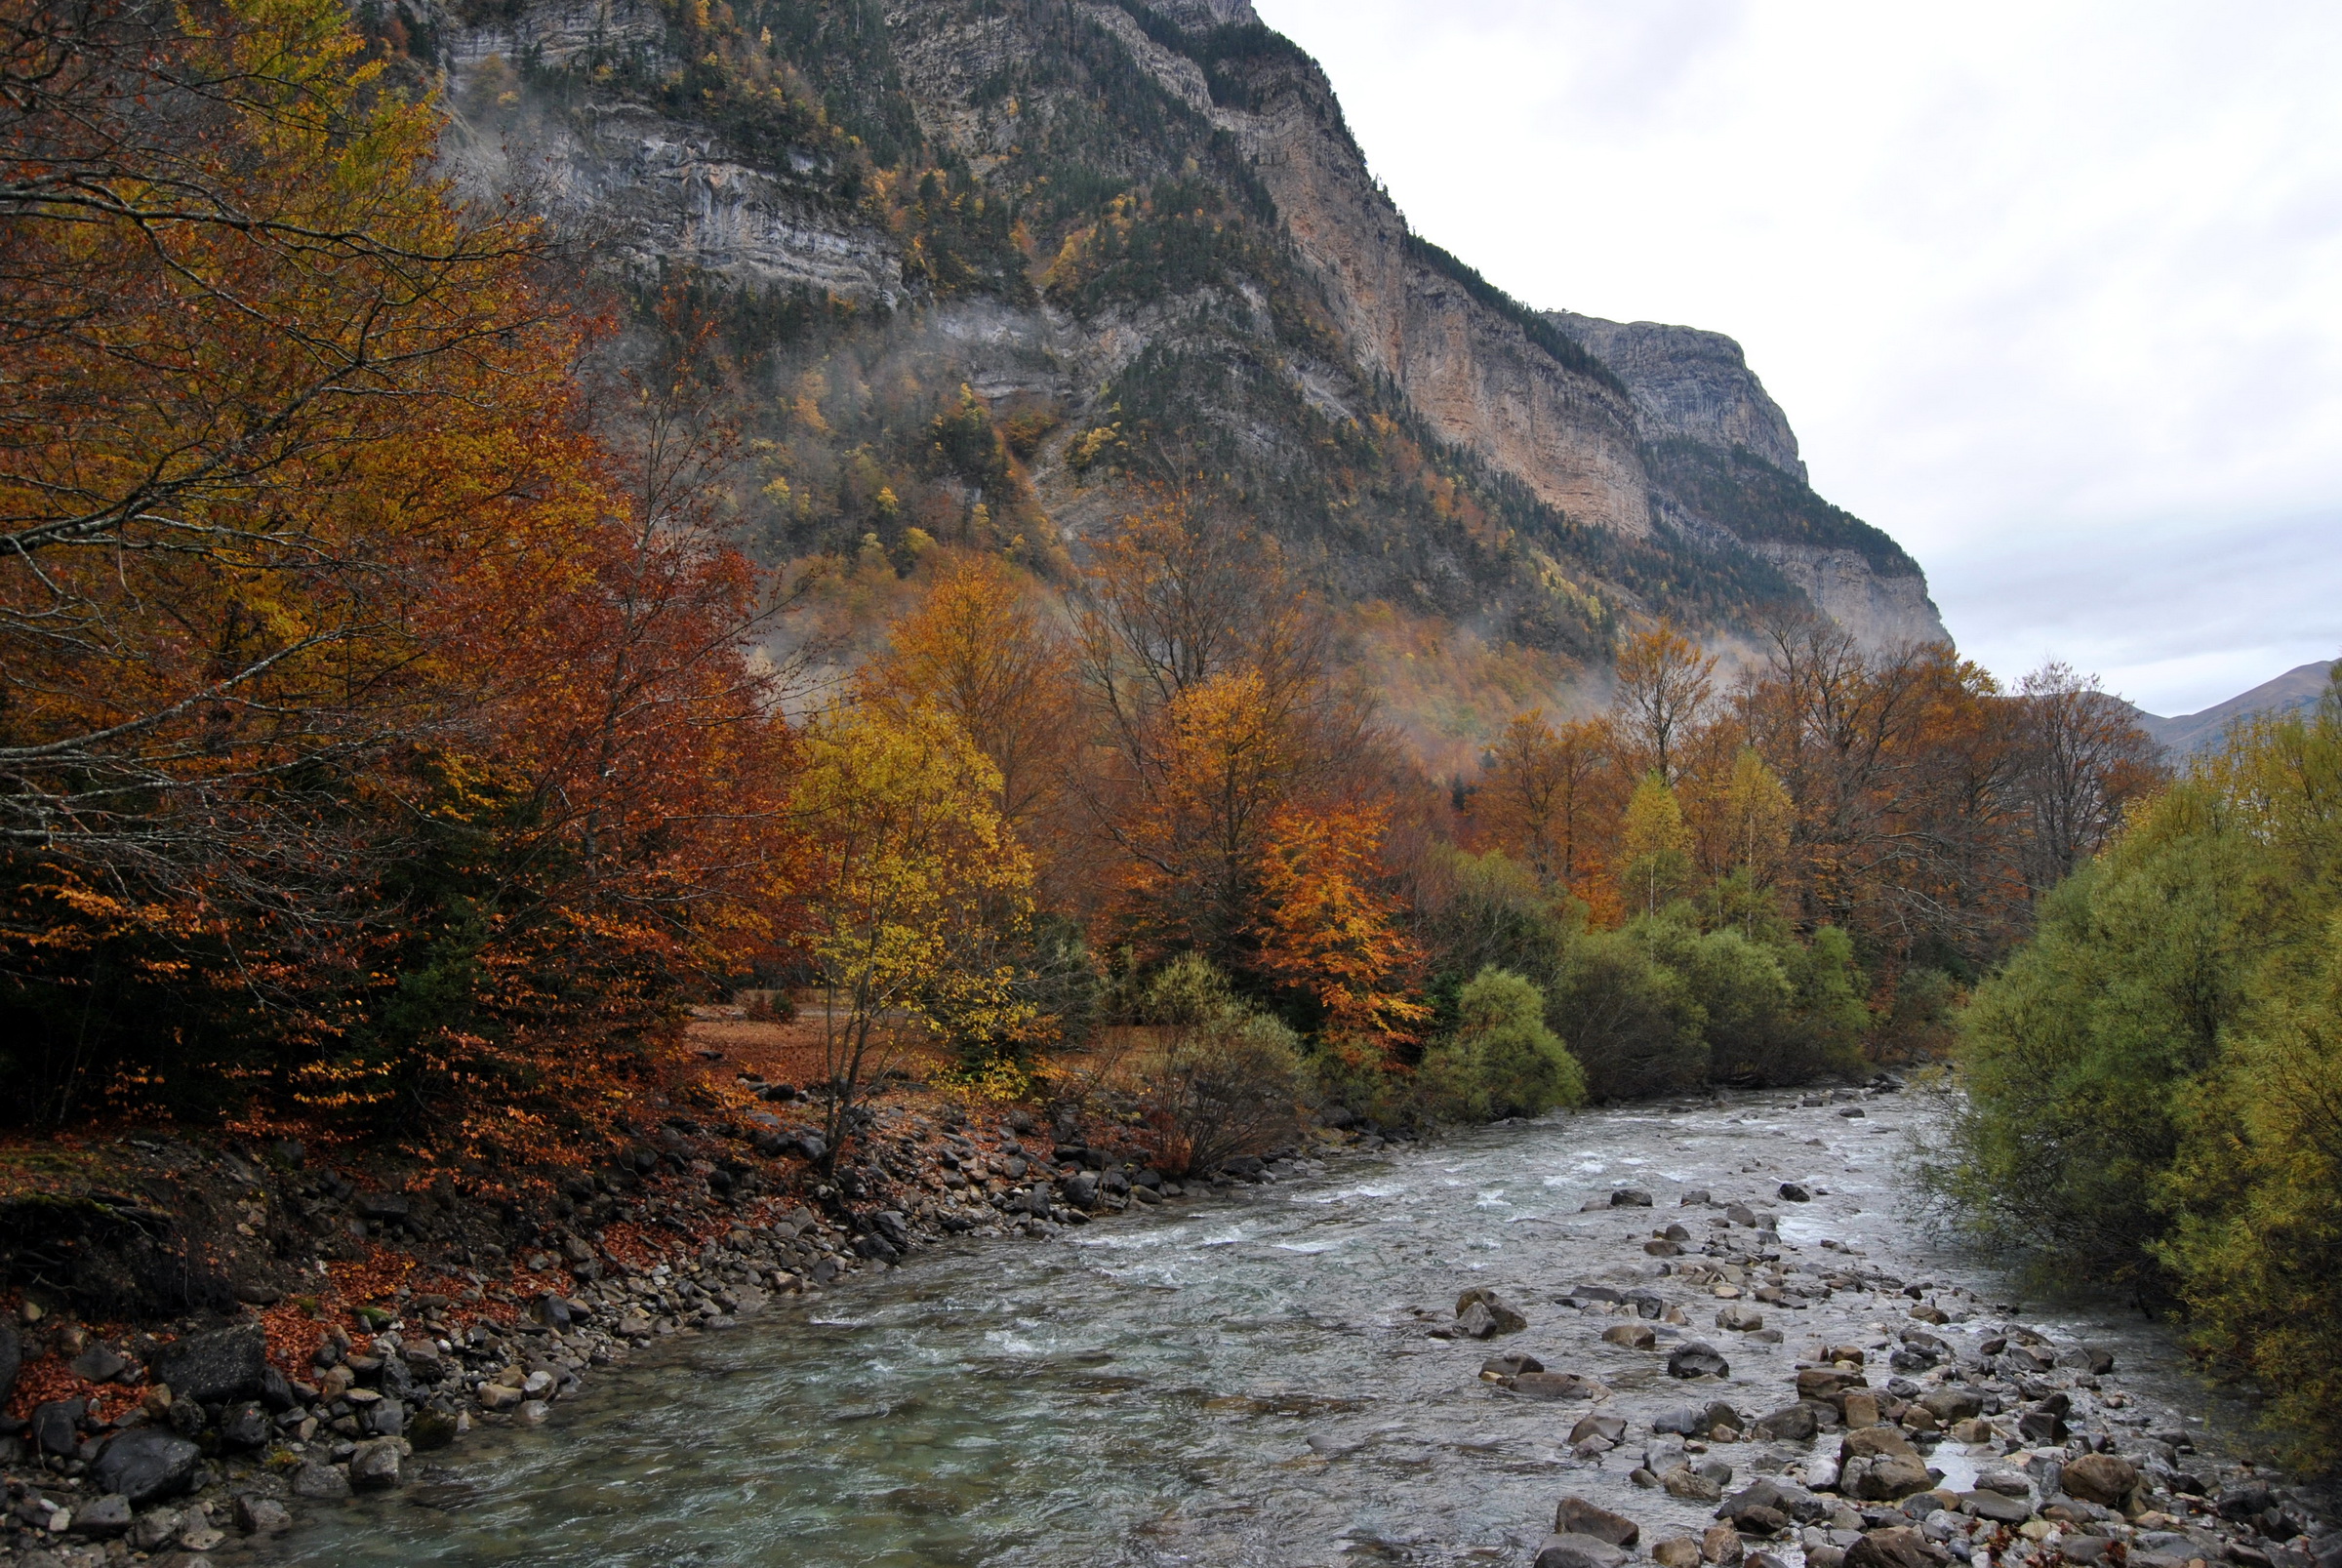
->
[[1612, 621, 1720, 785], [859, 551, 1078, 845], [1479, 709, 1614, 893], [1620, 773, 1696, 917], [791, 703, 1036, 1166], [0, 0, 802, 1148]]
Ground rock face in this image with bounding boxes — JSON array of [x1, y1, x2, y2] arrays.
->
[[1551, 313, 1806, 478], [402, 0, 1943, 687]]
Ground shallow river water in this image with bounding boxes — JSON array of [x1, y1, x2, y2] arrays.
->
[[266, 1087, 2233, 1568]]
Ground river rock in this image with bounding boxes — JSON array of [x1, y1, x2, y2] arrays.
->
[[1603, 1321, 1657, 1350], [1751, 1403, 1822, 1440], [67, 1494, 132, 1539], [1571, 1413, 1630, 1445], [1555, 1496, 1642, 1547], [1841, 1455, 1936, 1503], [32, 1398, 82, 1455], [1514, 1372, 1609, 1401], [1484, 1352, 1545, 1379], [1654, 1538, 1704, 1568], [1716, 1305, 1765, 1332], [1669, 1341, 1731, 1379], [1611, 1188, 1655, 1207], [1918, 1386, 1982, 1424], [92, 1429, 200, 1507], [1654, 1404, 1704, 1435], [2061, 1454, 2139, 1508], [1960, 1490, 2032, 1526], [291, 1462, 352, 1500], [1702, 1521, 1746, 1564], [1455, 1288, 1527, 1335], [235, 1495, 294, 1534], [1844, 1527, 1945, 1568], [1779, 1184, 1813, 1202], [2017, 1407, 2069, 1445], [349, 1435, 404, 1488], [70, 1343, 129, 1383], [151, 1321, 266, 1403], [1666, 1467, 1726, 1503], [1535, 1531, 1632, 1568]]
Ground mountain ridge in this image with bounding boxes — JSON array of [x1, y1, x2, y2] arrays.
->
[[2132, 660, 2336, 755]]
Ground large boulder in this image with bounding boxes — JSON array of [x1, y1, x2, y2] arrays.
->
[[150, 1321, 266, 1404], [2061, 1454, 2140, 1508], [1751, 1403, 1823, 1441], [348, 1436, 403, 1490], [1555, 1497, 1642, 1548], [1455, 1288, 1528, 1336], [1918, 1386, 1983, 1424], [92, 1429, 200, 1507], [1668, 1341, 1731, 1379]]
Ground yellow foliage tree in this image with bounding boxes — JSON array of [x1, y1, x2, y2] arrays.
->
[[1620, 772, 1695, 917], [793, 703, 1036, 1165]]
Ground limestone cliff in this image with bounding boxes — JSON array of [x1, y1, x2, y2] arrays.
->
[[417, 0, 1948, 658]]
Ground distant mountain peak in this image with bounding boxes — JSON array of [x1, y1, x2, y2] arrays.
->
[[2134, 661, 2337, 754]]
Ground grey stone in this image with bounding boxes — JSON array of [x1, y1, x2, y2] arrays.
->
[[291, 1462, 353, 1500], [1536, 1531, 1633, 1568], [1571, 1413, 1630, 1445], [151, 1321, 267, 1404], [1556, 1497, 1642, 1548], [1655, 1404, 1705, 1435], [1780, 1183, 1814, 1202], [1513, 1372, 1608, 1401], [1752, 1403, 1822, 1441], [1958, 1491, 2031, 1526], [1483, 1352, 1545, 1378], [1455, 1287, 1527, 1334], [1611, 1188, 1655, 1207], [235, 1494, 294, 1535], [349, 1435, 404, 1488], [32, 1397, 83, 1455], [218, 1400, 271, 1449], [68, 1493, 133, 1539], [1668, 1341, 1731, 1379], [92, 1429, 201, 1507], [69, 1344, 129, 1383]]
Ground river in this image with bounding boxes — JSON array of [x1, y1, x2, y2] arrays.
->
[[262, 1084, 2236, 1567]]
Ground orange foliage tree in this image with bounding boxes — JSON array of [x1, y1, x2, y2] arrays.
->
[[0, 0, 800, 1155]]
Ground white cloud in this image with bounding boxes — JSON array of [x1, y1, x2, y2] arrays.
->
[[1250, 0, 2342, 713]]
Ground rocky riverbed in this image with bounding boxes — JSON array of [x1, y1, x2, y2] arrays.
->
[[5, 1081, 2336, 1567]]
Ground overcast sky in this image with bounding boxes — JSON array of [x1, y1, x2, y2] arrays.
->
[[1249, 0, 2342, 716]]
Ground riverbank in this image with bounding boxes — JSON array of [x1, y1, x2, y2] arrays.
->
[[6, 1078, 2335, 1567], [0, 1011, 1336, 1567]]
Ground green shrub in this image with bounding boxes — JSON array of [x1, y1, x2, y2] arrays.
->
[[1547, 929, 1707, 1101], [1418, 967, 1586, 1121], [1130, 954, 1303, 1175]]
